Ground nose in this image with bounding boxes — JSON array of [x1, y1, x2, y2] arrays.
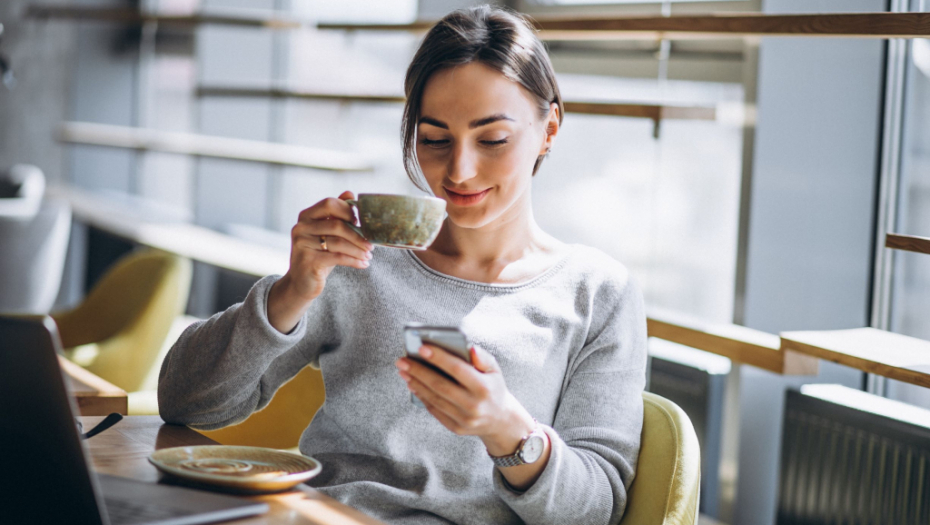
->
[[446, 143, 478, 184]]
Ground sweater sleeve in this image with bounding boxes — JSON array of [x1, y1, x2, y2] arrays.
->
[[157, 274, 335, 430], [492, 272, 648, 525]]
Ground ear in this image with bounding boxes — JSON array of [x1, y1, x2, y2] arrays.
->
[[539, 102, 560, 155]]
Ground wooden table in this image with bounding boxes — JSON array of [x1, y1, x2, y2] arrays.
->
[[82, 415, 386, 525], [62, 356, 128, 416]]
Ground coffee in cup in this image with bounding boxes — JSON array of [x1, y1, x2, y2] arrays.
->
[[345, 194, 446, 250]]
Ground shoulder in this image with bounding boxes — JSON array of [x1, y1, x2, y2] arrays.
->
[[560, 245, 638, 300], [561, 246, 647, 374]]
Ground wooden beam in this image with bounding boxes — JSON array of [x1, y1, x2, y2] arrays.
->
[[780, 328, 930, 389], [196, 86, 407, 104], [26, 5, 304, 29], [318, 12, 930, 40], [194, 86, 718, 136], [57, 122, 372, 172], [886, 233, 930, 256], [647, 308, 818, 375], [47, 185, 289, 278]]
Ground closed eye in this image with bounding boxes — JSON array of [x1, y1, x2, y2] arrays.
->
[[420, 138, 450, 147], [481, 138, 509, 146]]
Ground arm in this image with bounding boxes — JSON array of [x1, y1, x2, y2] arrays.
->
[[491, 276, 648, 525], [397, 272, 647, 524], [159, 191, 372, 429], [157, 275, 318, 429]]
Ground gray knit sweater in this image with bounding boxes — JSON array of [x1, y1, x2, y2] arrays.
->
[[158, 245, 647, 525]]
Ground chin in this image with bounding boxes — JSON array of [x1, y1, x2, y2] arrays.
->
[[445, 207, 497, 230]]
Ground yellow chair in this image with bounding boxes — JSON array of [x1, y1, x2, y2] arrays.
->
[[52, 249, 192, 394], [199, 366, 325, 450], [621, 392, 701, 525]]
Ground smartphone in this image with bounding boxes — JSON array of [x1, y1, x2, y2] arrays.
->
[[403, 323, 473, 406]]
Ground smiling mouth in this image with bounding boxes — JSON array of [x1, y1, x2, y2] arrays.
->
[[443, 187, 490, 206]]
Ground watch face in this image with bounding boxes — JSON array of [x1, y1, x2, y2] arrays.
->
[[519, 435, 545, 464]]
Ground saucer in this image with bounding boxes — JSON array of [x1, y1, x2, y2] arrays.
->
[[148, 445, 321, 494]]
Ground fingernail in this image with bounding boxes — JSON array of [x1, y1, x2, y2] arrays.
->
[[396, 360, 409, 371], [365, 251, 373, 260], [361, 260, 370, 268], [399, 371, 411, 381], [420, 346, 432, 358]]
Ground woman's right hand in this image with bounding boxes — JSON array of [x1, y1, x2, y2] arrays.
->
[[268, 191, 373, 334]]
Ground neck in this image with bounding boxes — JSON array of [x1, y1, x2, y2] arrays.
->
[[430, 192, 544, 267]]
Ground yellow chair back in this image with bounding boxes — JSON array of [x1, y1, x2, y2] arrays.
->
[[621, 392, 701, 525], [53, 249, 192, 393], [200, 366, 325, 450]]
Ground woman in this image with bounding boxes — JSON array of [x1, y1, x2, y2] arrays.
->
[[158, 5, 646, 525]]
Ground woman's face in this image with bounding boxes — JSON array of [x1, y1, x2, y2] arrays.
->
[[416, 61, 557, 230]]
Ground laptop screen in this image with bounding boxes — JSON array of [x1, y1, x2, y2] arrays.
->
[[0, 316, 106, 525]]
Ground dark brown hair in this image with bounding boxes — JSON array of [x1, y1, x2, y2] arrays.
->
[[401, 5, 564, 191]]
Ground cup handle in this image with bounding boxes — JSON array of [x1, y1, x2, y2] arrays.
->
[[343, 199, 365, 238]]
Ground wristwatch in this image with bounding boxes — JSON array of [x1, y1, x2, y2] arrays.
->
[[488, 422, 547, 468]]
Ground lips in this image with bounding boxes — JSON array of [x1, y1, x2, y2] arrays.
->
[[443, 187, 490, 207]]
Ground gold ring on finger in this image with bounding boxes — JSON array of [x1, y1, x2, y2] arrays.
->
[[320, 235, 329, 252]]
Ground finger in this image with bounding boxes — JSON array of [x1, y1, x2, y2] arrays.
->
[[407, 375, 468, 424], [417, 344, 485, 392], [292, 244, 370, 270], [470, 346, 499, 374], [295, 232, 371, 262], [338, 190, 356, 201], [419, 396, 464, 435], [402, 356, 474, 409], [298, 197, 356, 223], [293, 220, 372, 253]]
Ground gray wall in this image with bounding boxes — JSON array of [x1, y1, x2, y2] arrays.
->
[[733, 0, 887, 524], [0, 0, 75, 184]]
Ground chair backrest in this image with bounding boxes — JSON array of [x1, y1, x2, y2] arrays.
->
[[620, 392, 701, 525], [0, 198, 72, 314], [200, 365, 325, 450], [52, 249, 192, 392]]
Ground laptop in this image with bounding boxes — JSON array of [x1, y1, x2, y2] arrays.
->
[[0, 315, 269, 525]]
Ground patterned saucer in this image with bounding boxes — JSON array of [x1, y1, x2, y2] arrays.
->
[[149, 445, 321, 494]]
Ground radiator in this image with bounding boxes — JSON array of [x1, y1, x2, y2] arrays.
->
[[648, 339, 730, 518], [778, 384, 930, 525]]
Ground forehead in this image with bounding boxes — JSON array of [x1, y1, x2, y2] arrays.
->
[[419, 62, 539, 124]]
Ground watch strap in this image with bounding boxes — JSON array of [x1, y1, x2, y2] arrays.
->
[[491, 452, 527, 468], [488, 421, 542, 468]]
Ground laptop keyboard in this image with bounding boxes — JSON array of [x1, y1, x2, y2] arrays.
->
[[104, 497, 190, 525]]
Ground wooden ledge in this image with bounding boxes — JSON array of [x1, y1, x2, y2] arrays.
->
[[886, 233, 930, 256], [57, 122, 372, 172], [647, 308, 818, 375], [26, 5, 304, 29], [48, 185, 289, 278], [780, 328, 930, 389], [318, 13, 930, 40], [60, 356, 128, 416]]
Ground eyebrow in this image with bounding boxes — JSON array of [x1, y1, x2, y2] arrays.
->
[[418, 113, 516, 130]]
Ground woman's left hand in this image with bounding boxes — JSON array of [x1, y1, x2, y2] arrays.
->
[[395, 345, 537, 456]]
